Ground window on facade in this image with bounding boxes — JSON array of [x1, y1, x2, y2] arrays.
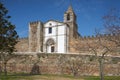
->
[[67, 13, 70, 21], [48, 27, 52, 34], [51, 46, 54, 52], [49, 23, 52, 26], [41, 46, 43, 52]]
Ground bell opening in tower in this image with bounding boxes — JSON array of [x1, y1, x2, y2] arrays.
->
[[67, 13, 70, 21]]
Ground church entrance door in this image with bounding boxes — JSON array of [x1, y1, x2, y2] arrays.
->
[[47, 45, 55, 53], [46, 39, 55, 53]]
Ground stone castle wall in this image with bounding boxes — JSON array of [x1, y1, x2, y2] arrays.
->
[[15, 34, 118, 55], [69, 34, 118, 55], [15, 38, 29, 52], [0, 53, 119, 76]]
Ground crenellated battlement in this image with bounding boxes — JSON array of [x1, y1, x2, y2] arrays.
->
[[30, 21, 40, 25], [29, 21, 42, 27], [79, 34, 117, 40], [18, 37, 28, 40], [17, 33, 117, 41]]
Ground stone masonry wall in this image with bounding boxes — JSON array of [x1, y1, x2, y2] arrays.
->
[[15, 34, 119, 55], [15, 38, 29, 52], [69, 36, 119, 56], [0, 53, 119, 76]]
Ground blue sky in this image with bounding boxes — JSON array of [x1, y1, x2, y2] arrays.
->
[[1, 0, 120, 37]]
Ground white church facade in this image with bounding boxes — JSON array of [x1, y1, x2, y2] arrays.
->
[[28, 5, 80, 53]]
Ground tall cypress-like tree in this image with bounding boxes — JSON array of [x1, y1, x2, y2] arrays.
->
[[0, 2, 18, 75]]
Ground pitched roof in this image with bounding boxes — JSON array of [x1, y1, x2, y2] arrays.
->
[[66, 5, 74, 13]]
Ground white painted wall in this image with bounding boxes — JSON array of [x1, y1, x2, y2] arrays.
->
[[57, 36, 65, 53], [43, 20, 69, 53]]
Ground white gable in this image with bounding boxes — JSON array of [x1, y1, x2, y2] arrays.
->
[[44, 20, 64, 27], [42, 20, 69, 53]]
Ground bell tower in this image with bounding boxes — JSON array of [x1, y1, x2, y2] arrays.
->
[[64, 5, 76, 23], [64, 5, 78, 40]]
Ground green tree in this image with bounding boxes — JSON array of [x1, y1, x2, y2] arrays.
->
[[0, 2, 18, 76]]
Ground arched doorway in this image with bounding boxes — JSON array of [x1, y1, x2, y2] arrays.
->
[[46, 39, 55, 53]]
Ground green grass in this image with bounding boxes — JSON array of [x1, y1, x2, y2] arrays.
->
[[0, 73, 120, 80], [82, 76, 120, 80]]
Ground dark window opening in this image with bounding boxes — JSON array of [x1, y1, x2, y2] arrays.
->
[[48, 27, 52, 33], [41, 46, 43, 52], [51, 46, 54, 52], [67, 14, 70, 21], [49, 23, 52, 26]]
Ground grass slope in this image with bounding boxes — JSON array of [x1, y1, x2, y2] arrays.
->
[[0, 74, 120, 80]]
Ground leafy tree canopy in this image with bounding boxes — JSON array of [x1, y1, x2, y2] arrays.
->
[[0, 2, 18, 54]]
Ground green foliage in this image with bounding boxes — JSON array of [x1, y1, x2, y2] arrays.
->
[[0, 73, 120, 80], [84, 76, 120, 80], [0, 2, 18, 54], [0, 2, 18, 76]]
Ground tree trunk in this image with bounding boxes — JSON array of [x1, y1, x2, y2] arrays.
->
[[4, 62, 7, 76], [99, 58, 104, 80], [0, 66, 1, 76]]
